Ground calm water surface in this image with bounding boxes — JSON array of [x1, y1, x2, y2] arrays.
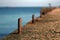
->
[[0, 7, 41, 38]]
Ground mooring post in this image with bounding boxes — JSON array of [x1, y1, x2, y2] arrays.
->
[[32, 14, 35, 23], [40, 10, 42, 18], [40, 13, 42, 18], [18, 18, 22, 34]]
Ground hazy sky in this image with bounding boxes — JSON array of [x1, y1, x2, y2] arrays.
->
[[0, 0, 60, 7]]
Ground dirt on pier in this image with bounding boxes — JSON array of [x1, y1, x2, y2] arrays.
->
[[2, 8, 60, 40]]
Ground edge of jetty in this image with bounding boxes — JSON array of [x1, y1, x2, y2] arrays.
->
[[1, 7, 59, 40]]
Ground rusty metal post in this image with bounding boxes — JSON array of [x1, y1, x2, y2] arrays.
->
[[40, 10, 42, 18], [18, 18, 22, 34], [40, 13, 42, 18], [32, 14, 35, 23]]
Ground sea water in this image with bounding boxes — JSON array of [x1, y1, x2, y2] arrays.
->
[[0, 7, 41, 38]]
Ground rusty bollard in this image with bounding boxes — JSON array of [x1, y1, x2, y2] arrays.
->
[[32, 14, 35, 23], [18, 18, 22, 34], [40, 11, 42, 18], [40, 14, 42, 18]]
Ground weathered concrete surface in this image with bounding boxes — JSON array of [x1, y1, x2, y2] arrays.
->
[[2, 8, 60, 40], [40, 7, 56, 18], [40, 7, 56, 15]]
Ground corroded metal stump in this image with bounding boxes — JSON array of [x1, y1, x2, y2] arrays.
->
[[18, 18, 22, 34], [32, 14, 35, 23]]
